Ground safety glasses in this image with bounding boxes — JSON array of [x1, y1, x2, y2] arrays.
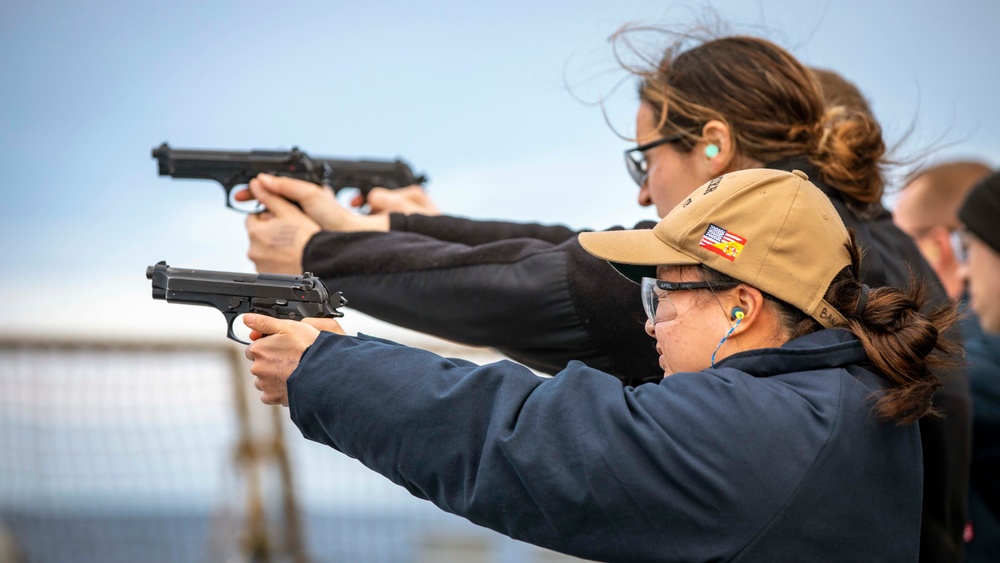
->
[[641, 277, 715, 324]]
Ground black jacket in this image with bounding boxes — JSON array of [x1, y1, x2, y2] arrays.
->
[[301, 157, 971, 561], [289, 329, 923, 562]]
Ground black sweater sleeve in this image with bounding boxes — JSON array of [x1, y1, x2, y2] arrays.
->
[[388, 213, 581, 245], [302, 215, 661, 384]]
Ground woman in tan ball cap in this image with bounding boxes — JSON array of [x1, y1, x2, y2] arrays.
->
[[243, 168, 958, 562]]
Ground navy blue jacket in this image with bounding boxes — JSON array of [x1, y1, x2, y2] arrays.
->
[[288, 328, 923, 562], [302, 159, 969, 560]]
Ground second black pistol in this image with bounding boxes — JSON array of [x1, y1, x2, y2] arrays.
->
[[152, 142, 427, 212]]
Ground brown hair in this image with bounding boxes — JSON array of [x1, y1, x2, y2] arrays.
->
[[614, 29, 887, 212], [698, 232, 960, 425]]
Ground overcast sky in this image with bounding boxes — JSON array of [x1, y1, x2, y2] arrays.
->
[[2, 0, 998, 344]]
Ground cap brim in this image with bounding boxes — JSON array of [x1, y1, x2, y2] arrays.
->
[[578, 229, 700, 284]]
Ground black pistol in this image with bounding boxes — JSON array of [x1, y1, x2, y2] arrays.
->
[[146, 261, 347, 344], [151, 142, 427, 212]]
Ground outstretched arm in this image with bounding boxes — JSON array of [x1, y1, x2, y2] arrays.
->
[[269, 330, 828, 562], [302, 223, 660, 382]]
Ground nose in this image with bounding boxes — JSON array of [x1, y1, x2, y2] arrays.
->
[[637, 182, 652, 208], [644, 318, 656, 338]]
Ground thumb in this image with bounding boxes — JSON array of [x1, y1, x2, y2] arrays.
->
[[367, 185, 439, 215], [258, 173, 324, 205], [243, 313, 290, 336], [302, 317, 347, 334], [249, 176, 300, 217], [364, 187, 390, 207]]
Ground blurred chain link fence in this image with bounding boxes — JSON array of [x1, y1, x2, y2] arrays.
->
[[0, 337, 580, 563]]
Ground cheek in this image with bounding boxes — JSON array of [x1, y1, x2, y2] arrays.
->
[[967, 249, 1000, 332], [968, 250, 998, 300], [649, 158, 704, 216], [649, 171, 688, 217], [652, 323, 677, 348], [653, 312, 723, 370], [974, 296, 1000, 333], [645, 168, 670, 215], [652, 324, 688, 365], [970, 264, 1000, 326]]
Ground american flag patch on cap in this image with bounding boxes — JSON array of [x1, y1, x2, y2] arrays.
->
[[699, 223, 746, 261]]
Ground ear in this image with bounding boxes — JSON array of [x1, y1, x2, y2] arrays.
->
[[726, 285, 768, 334], [928, 226, 958, 267], [700, 120, 737, 176], [914, 235, 941, 265]]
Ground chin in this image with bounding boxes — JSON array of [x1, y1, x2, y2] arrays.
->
[[980, 314, 1000, 335], [973, 303, 1000, 334]]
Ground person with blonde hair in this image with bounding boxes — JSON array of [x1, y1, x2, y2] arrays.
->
[[244, 169, 958, 562], [242, 30, 970, 560]]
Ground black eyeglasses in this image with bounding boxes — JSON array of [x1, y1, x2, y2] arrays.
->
[[624, 133, 685, 187]]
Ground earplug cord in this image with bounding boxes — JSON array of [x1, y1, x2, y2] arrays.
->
[[711, 309, 744, 368]]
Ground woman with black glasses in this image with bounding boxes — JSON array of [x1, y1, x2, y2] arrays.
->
[[242, 29, 969, 561]]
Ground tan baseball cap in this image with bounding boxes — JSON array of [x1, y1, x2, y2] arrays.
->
[[579, 168, 851, 327]]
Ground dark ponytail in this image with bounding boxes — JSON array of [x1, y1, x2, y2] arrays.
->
[[785, 232, 961, 424]]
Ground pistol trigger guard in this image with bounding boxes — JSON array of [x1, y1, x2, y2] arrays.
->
[[223, 181, 264, 215], [223, 311, 252, 345]]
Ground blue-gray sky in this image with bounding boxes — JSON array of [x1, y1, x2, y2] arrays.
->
[[2, 0, 998, 340]]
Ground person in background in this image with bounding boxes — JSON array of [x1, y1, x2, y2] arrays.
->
[[243, 168, 959, 562], [957, 171, 1000, 562], [811, 66, 874, 116], [241, 29, 971, 560], [894, 160, 995, 560], [894, 160, 992, 303]]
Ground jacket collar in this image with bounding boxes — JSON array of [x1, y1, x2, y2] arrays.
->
[[714, 329, 868, 378]]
